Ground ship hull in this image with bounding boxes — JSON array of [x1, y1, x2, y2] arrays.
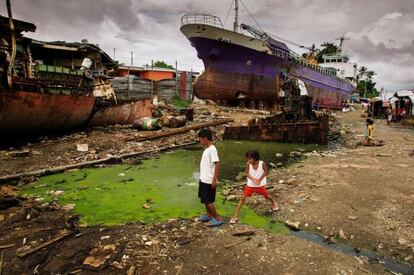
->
[[0, 91, 95, 133], [181, 24, 353, 108], [89, 99, 152, 127]]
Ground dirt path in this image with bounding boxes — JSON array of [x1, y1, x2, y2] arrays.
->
[[265, 107, 414, 266]]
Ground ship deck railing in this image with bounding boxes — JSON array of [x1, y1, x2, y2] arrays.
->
[[288, 51, 354, 85], [181, 14, 224, 28]]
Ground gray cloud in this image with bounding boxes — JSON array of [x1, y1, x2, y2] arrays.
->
[[7, 0, 141, 31], [1, 0, 413, 91]]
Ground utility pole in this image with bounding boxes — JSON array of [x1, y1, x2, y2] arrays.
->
[[113, 48, 116, 60], [233, 0, 239, 32], [130, 51, 133, 66]]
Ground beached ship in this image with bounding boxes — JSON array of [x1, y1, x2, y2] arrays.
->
[[0, 14, 97, 133], [0, 8, 151, 134], [180, 1, 355, 108]]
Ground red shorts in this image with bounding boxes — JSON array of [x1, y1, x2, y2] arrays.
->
[[243, 186, 269, 198]]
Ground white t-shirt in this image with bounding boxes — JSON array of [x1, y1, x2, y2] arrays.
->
[[199, 145, 219, 184], [247, 160, 267, 187]]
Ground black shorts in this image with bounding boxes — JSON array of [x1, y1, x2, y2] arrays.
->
[[198, 180, 216, 204]]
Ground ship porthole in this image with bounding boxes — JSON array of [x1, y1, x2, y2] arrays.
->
[[246, 60, 252, 66]]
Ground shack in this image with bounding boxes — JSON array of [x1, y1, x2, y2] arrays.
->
[[389, 90, 414, 120], [112, 65, 198, 102]]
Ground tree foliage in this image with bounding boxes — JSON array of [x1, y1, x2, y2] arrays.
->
[[357, 66, 378, 98], [153, 60, 175, 70], [316, 42, 339, 63], [301, 42, 340, 63]]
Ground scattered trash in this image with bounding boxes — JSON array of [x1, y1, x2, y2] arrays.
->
[[225, 236, 252, 249], [62, 204, 75, 211], [83, 255, 110, 268], [6, 149, 31, 157], [133, 118, 162, 131], [232, 229, 255, 237], [285, 220, 300, 231], [76, 144, 89, 152], [338, 228, 347, 240], [142, 204, 151, 209]]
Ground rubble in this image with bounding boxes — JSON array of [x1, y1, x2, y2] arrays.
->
[[285, 220, 300, 231]]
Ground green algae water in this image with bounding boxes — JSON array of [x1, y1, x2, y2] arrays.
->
[[21, 141, 322, 233]]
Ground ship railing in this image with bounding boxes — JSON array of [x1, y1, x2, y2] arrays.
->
[[288, 51, 341, 77], [181, 14, 224, 28]]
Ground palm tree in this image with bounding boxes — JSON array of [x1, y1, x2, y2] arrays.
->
[[358, 66, 368, 81], [366, 70, 376, 81], [316, 42, 339, 62]]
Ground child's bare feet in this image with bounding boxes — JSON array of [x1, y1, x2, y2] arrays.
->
[[229, 217, 239, 224]]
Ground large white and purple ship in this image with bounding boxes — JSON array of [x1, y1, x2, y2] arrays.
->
[[180, 8, 356, 108]]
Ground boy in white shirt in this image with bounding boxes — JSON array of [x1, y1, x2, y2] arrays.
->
[[197, 129, 224, 227]]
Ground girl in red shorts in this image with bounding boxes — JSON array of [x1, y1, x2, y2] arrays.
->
[[230, 150, 279, 224]]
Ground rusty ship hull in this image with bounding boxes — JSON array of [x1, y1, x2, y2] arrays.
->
[[0, 91, 96, 133], [181, 20, 354, 108], [89, 99, 152, 127]]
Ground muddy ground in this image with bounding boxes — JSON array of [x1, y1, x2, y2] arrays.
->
[[0, 102, 413, 274], [265, 106, 414, 265]]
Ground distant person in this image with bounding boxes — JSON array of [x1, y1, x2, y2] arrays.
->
[[313, 100, 320, 111], [197, 129, 224, 227], [230, 150, 278, 224], [365, 118, 374, 144], [387, 107, 393, 125]]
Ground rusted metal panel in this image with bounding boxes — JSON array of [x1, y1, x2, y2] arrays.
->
[[223, 117, 328, 144], [89, 98, 152, 126], [0, 91, 95, 133], [195, 70, 276, 104]]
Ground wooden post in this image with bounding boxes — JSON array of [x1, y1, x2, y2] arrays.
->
[[127, 66, 130, 100], [6, 0, 16, 88], [275, 74, 280, 111], [150, 60, 153, 98], [26, 44, 33, 78], [175, 61, 178, 97]]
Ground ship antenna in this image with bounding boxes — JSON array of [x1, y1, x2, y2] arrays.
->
[[233, 0, 239, 32]]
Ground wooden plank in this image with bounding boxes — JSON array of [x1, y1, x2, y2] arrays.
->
[[16, 231, 72, 258], [126, 118, 234, 142], [0, 141, 196, 183]]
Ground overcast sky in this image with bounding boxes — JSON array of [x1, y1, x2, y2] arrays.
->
[[2, 0, 413, 92]]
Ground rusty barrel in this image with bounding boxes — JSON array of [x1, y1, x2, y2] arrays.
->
[[133, 118, 162, 130]]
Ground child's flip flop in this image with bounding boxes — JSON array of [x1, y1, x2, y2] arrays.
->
[[229, 218, 239, 224], [207, 218, 225, 227], [199, 214, 212, 222], [272, 205, 279, 211]]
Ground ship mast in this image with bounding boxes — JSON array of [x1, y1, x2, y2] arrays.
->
[[233, 0, 239, 32], [336, 35, 349, 54]]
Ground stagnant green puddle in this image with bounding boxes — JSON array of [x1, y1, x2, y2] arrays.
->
[[21, 141, 323, 234]]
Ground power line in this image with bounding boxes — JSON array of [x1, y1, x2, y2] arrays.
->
[[239, 0, 264, 31], [237, 0, 309, 50], [223, 0, 235, 27]]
